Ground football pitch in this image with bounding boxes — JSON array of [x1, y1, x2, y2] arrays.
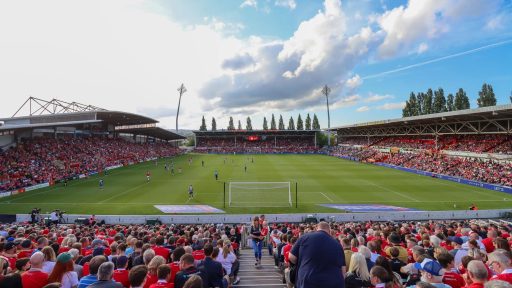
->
[[1, 154, 511, 215]]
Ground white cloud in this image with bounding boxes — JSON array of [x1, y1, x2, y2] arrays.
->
[[377, 102, 406, 110], [485, 14, 504, 30], [330, 95, 360, 110], [417, 42, 428, 54], [364, 93, 394, 103], [345, 74, 362, 89], [0, 0, 245, 129], [377, 0, 500, 58], [240, 0, 257, 8], [275, 0, 296, 10], [356, 106, 370, 112]]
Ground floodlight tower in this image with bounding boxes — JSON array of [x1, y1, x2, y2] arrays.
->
[[176, 83, 187, 131], [322, 84, 331, 148]]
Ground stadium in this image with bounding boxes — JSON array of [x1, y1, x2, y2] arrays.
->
[[1, 1, 512, 288]]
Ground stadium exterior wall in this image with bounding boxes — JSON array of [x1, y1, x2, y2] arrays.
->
[[16, 209, 512, 224]]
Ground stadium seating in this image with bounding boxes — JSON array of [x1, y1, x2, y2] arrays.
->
[[0, 137, 181, 192]]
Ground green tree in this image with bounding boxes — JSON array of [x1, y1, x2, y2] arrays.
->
[[287, 117, 295, 130], [228, 117, 235, 130], [199, 116, 207, 131], [510, 90, 512, 103], [263, 117, 268, 130], [416, 92, 424, 115], [402, 101, 411, 117], [312, 114, 320, 129], [433, 88, 447, 113], [246, 117, 253, 130], [305, 114, 312, 130], [408, 92, 419, 116], [270, 114, 277, 130], [422, 88, 433, 114], [454, 88, 470, 110], [477, 83, 497, 107], [237, 120, 242, 130], [278, 115, 285, 130], [211, 117, 217, 131], [296, 114, 304, 130], [446, 94, 454, 112]]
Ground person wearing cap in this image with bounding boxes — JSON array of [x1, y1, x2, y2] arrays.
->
[[488, 250, 512, 284], [448, 236, 468, 268], [21, 251, 49, 288], [415, 259, 451, 288], [2, 241, 17, 270], [48, 252, 79, 288], [113, 255, 129, 288], [465, 260, 488, 288], [386, 233, 408, 264]]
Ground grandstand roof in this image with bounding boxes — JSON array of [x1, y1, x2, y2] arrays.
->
[[193, 130, 319, 136], [332, 104, 512, 131], [116, 126, 185, 141]]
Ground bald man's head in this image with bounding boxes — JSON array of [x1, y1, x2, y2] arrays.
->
[[317, 222, 330, 233], [30, 251, 44, 268]]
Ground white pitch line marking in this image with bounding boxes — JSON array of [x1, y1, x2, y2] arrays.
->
[[320, 192, 334, 202]]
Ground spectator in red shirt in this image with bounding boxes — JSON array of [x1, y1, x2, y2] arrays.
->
[[21, 251, 49, 288], [129, 265, 148, 288], [149, 265, 173, 288], [488, 250, 512, 285], [17, 239, 34, 259], [482, 230, 497, 254], [437, 252, 465, 288], [153, 236, 170, 263], [465, 260, 488, 288], [113, 255, 129, 288]]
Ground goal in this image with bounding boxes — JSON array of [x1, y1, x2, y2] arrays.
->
[[228, 182, 292, 207]]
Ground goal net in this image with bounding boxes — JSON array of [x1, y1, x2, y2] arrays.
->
[[228, 182, 292, 207]]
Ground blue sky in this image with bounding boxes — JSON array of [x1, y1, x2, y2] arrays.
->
[[0, 0, 511, 129]]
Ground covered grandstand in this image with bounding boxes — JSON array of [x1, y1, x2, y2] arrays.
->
[[333, 104, 512, 155], [193, 129, 319, 153], [0, 97, 184, 147]]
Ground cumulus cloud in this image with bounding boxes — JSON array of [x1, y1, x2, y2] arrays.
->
[[200, 0, 380, 115], [364, 93, 394, 103], [240, 0, 257, 8], [356, 106, 370, 112], [377, 0, 500, 58], [417, 42, 428, 54], [222, 53, 256, 71], [377, 102, 406, 110], [275, 0, 297, 10], [345, 74, 362, 89]]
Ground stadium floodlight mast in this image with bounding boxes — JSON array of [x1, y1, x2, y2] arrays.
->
[[322, 84, 331, 148], [176, 83, 187, 131]]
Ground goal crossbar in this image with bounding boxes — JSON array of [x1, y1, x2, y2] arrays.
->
[[228, 181, 292, 207]]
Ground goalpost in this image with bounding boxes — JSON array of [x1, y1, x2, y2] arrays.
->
[[227, 181, 293, 207]]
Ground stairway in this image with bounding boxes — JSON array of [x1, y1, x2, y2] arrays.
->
[[233, 249, 287, 288]]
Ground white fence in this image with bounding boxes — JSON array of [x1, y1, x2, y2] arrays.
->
[[16, 209, 512, 224]]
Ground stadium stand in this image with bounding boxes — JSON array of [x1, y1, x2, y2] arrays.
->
[[194, 130, 319, 154], [0, 219, 510, 287], [0, 98, 184, 193]]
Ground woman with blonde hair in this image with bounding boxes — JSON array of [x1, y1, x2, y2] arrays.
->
[[41, 246, 57, 274], [145, 255, 166, 288], [216, 240, 240, 285], [345, 252, 371, 288]]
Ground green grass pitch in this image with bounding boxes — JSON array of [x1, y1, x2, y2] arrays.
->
[[1, 154, 511, 215]]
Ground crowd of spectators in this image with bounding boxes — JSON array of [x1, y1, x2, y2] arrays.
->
[[329, 146, 512, 187], [0, 137, 181, 192], [195, 137, 318, 154], [338, 135, 512, 154], [0, 218, 511, 288]]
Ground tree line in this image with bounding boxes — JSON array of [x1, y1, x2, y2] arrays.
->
[[199, 113, 321, 131], [402, 83, 499, 117]]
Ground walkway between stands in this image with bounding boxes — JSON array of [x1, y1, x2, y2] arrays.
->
[[234, 249, 286, 288]]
